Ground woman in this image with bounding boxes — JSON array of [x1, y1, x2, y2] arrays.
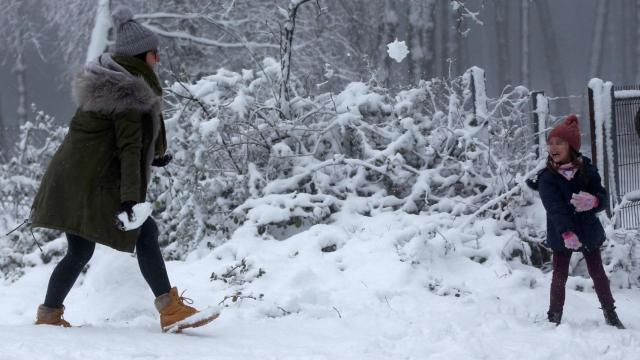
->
[[30, 6, 217, 332], [530, 114, 624, 328]]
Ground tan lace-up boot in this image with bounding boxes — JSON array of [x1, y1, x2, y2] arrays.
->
[[35, 305, 71, 327], [155, 287, 218, 332]]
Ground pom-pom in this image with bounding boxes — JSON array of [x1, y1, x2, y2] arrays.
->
[[565, 114, 579, 126], [112, 6, 134, 29]]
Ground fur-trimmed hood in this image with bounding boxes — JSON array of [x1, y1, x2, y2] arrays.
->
[[72, 53, 161, 113]]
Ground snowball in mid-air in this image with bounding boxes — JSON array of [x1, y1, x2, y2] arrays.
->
[[387, 39, 410, 63]]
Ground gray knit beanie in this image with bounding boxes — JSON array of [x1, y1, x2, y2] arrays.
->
[[112, 6, 159, 56]]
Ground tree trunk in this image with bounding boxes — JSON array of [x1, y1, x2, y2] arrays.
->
[[536, 0, 568, 112], [636, 0, 640, 83], [447, 3, 463, 77], [622, 1, 631, 82], [408, 0, 434, 83], [437, 0, 447, 76], [588, 0, 607, 77], [407, 0, 419, 83], [14, 49, 27, 125], [494, 0, 510, 89], [608, 1, 621, 84], [381, 0, 398, 87], [0, 94, 6, 157], [86, 0, 112, 63], [421, 0, 436, 80], [280, 0, 310, 119], [520, 0, 530, 87], [371, 3, 386, 78]]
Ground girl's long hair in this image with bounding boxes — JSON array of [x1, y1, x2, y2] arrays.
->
[[546, 148, 586, 176]]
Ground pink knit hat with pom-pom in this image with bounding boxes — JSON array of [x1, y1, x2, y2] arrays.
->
[[548, 114, 581, 152]]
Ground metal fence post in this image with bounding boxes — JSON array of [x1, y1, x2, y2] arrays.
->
[[609, 85, 620, 209], [531, 91, 546, 158], [588, 87, 598, 172]]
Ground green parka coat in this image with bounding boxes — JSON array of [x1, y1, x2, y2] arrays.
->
[[31, 54, 167, 252]]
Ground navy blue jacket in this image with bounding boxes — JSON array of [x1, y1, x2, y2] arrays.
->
[[527, 157, 608, 253]]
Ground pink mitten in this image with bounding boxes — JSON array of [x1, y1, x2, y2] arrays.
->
[[570, 191, 599, 212], [562, 231, 582, 250]]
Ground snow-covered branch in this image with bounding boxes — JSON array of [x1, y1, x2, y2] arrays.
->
[[143, 23, 278, 49]]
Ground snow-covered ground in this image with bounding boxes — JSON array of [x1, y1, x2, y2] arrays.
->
[[2, 208, 640, 360]]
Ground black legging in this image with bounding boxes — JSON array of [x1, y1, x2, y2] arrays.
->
[[43, 218, 171, 308]]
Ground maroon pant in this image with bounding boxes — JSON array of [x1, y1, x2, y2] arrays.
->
[[549, 249, 615, 312]]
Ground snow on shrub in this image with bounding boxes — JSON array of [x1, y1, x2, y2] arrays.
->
[[150, 61, 541, 262], [0, 107, 66, 279], [1, 62, 637, 292]]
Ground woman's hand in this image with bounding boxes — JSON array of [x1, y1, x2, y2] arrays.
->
[[119, 201, 137, 222], [570, 191, 598, 212], [152, 153, 172, 167]]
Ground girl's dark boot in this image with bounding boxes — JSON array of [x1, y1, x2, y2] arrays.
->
[[547, 309, 562, 325], [602, 305, 625, 329]]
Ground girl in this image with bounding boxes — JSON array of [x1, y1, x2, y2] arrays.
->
[[531, 114, 624, 328], [30, 7, 218, 332]]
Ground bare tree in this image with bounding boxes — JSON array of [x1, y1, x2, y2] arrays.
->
[[406, 0, 442, 83], [41, 0, 100, 74], [421, 0, 437, 80], [621, 0, 631, 83], [0, 0, 43, 125], [380, 0, 399, 86], [437, 0, 448, 76], [7, 0, 488, 105], [13, 43, 28, 125], [588, 0, 607, 77], [636, 0, 640, 83], [520, 0, 530, 87], [608, 0, 622, 84], [279, 0, 313, 119], [443, 0, 483, 78], [536, 0, 568, 112], [494, 0, 510, 88], [407, 0, 422, 83], [86, 0, 112, 63], [39, 1, 273, 75], [0, 96, 6, 157], [447, 1, 464, 77], [330, 1, 379, 83]]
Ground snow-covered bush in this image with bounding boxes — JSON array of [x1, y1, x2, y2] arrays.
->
[[0, 107, 67, 279], [151, 62, 541, 261], [3, 62, 638, 293]]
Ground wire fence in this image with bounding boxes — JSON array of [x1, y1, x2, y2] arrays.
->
[[531, 83, 640, 230], [609, 85, 640, 229]]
